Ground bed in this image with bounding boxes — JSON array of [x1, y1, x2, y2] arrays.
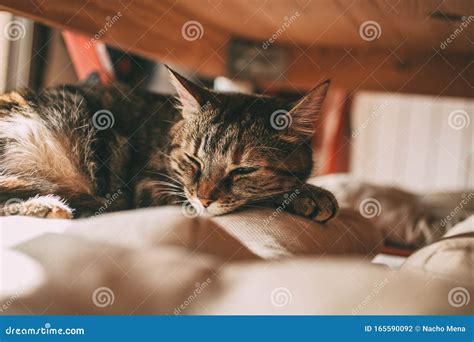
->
[[1, 175, 472, 315]]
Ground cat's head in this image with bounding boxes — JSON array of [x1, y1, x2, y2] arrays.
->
[[166, 67, 329, 216]]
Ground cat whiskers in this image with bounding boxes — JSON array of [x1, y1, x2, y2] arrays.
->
[[149, 171, 182, 186], [156, 189, 186, 201], [151, 180, 182, 190], [147, 177, 186, 201], [171, 199, 189, 205]]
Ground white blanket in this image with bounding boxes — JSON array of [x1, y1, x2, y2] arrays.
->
[[1, 176, 472, 315]]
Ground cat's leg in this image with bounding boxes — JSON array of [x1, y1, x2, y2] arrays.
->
[[1, 195, 73, 219], [270, 184, 339, 223], [0, 176, 71, 218], [0, 177, 72, 218], [1, 192, 126, 218], [0, 176, 119, 218]]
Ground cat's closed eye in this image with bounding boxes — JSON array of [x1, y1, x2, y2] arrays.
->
[[229, 167, 259, 177]]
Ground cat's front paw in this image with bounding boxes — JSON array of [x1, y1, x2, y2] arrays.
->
[[288, 184, 339, 223]]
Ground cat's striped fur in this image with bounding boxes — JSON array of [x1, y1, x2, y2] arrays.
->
[[0, 68, 338, 221]]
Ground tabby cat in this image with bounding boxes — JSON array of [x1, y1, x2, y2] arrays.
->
[[0, 67, 338, 222]]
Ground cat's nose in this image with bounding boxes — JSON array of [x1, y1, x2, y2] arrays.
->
[[197, 180, 217, 207], [198, 198, 213, 208]]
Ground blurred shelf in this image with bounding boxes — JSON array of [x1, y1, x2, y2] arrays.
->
[[0, 0, 472, 97]]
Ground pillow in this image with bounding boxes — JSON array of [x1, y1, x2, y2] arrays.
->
[[309, 173, 473, 248], [1, 206, 382, 260], [401, 215, 473, 284], [1, 206, 382, 314], [212, 208, 382, 259]]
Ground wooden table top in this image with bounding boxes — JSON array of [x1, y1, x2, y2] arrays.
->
[[1, 0, 472, 97]]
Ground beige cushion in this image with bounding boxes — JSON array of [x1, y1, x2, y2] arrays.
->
[[212, 208, 382, 258], [0, 207, 468, 315], [311, 174, 474, 247], [401, 215, 473, 284], [1, 206, 382, 260]]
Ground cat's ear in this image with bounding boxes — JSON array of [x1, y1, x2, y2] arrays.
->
[[287, 79, 330, 138], [165, 66, 212, 119]]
